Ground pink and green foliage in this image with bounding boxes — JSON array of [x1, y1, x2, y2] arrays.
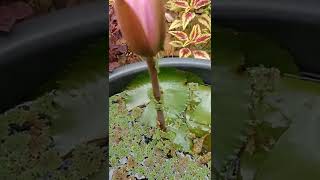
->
[[166, 0, 211, 60]]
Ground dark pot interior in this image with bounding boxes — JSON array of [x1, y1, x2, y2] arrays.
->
[[0, 1, 106, 112], [214, 0, 320, 77]]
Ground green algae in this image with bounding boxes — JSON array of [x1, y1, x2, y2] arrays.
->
[[214, 64, 320, 180]]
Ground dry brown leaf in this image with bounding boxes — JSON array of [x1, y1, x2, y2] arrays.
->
[[197, 152, 211, 164]]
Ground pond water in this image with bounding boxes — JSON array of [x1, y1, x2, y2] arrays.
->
[[214, 28, 320, 180], [0, 40, 108, 179]]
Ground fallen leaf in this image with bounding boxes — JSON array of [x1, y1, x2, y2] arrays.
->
[[9, 1, 33, 20], [0, 6, 16, 32]]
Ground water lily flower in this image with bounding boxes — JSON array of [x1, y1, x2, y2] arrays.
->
[[114, 0, 166, 57]]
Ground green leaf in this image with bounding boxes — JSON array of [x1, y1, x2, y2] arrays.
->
[[214, 27, 299, 74], [256, 98, 320, 179], [186, 84, 211, 137], [253, 79, 320, 179], [125, 68, 189, 110], [51, 77, 107, 154], [170, 126, 192, 152], [213, 66, 251, 171], [140, 102, 157, 127]]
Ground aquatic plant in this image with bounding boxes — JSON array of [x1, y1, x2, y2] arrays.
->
[[114, 0, 167, 130]]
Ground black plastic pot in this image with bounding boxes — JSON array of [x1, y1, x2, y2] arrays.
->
[[109, 58, 211, 96], [214, 0, 320, 78], [0, 1, 106, 112]]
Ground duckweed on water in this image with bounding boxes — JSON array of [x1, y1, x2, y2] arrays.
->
[[109, 68, 211, 179]]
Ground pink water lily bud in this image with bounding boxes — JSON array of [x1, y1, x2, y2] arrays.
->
[[114, 0, 166, 57]]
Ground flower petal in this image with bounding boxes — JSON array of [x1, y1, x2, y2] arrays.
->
[[169, 31, 188, 41], [169, 19, 182, 30], [194, 0, 211, 9], [179, 48, 192, 58], [182, 11, 195, 30], [193, 50, 211, 60], [115, 0, 165, 56], [114, 0, 152, 56], [195, 33, 211, 45], [169, 41, 184, 48]]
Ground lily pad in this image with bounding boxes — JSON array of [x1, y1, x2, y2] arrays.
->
[[255, 95, 320, 179], [252, 79, 320, 179], [213, 66, 251, 171], [125, 68, 191, 110], [214, 27, 299, 74], [186, 84, 211, 137]]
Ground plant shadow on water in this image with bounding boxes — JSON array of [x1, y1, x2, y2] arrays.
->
[[0, 39, 108, 179], [109, 68, 211, 179], [213, 27, 320, 180]]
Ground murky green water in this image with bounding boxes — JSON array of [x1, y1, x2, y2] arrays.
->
[[214, 28, 320, 180]]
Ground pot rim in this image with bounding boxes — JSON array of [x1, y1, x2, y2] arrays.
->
[[215, 1, 320, 25], [109, 58, 211, 82]]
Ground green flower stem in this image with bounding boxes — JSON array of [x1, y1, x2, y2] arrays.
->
[[146, 56, 166, 131]]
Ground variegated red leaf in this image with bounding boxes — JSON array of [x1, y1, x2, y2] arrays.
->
[[195, 33, 211, 44], [193, 50, 210, 60], [169, 31, 188, 41], [169, 41, 184, 48], [198, 16, 211, 31], [174, 0, 190, 9], [189, 24, 201, 41], [190, 0, 197, 7], [183, 40, 192, 47], [165, 12, 174, 23], [194, 0, 211, 9], [201, 13, 211, 23], [169, 19, 182, 30], [182, 11, 195, 30], [179, 48, 192, 58]]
